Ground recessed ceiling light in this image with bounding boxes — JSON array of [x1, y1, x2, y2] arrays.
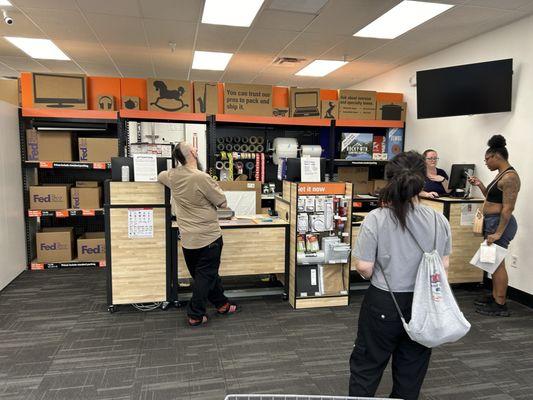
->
[[202, 0, 264, 27], [354, 1, 454, 39], [295, 60, 348, 77], [192, 50, 233, 71], [0, 0, 12, 6], [4, 37, 70, 60]]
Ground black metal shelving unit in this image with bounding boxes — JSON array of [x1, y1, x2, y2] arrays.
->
[[18, 109, 121, 270]]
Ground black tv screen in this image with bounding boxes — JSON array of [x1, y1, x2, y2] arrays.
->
[[417, 59, 512, 119]]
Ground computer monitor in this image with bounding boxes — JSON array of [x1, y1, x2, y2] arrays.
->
[[448, 164, 475, 194], [284, 158, 326, 182], [33, 73, 86, 108]]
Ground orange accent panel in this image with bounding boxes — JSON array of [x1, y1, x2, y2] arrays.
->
[[216, 114, 329, 127], [119, 109, 206, 122], [20, 72, 33, 108], [22, 108, 117, 120], [120, 78, 147, 110], [320, 89, 338, 101], [335, 119, 404, 128], [376, 92, 403, 102], [87, 77, 121, 110], [217, 83, 224, 114], [273, 86, 289, 108], [297, 183, 347, 195]]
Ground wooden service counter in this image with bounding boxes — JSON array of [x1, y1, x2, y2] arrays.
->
[[350, 199, 485, 284], [173, 216, 289, 279]]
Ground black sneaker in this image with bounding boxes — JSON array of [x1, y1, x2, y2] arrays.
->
[[474, 294, 495, 307], [475, 301, 510, 317]]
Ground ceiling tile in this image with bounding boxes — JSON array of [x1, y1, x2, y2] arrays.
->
[[269, 0, 328, 14], [465, 0, 533, 10], [151, 50, 191, 78], [239, 28, 298, 55], [77, 61, 120, 76], [24, 8, 96, 42], [14, 0, 78, 10], [321, 36, 387, 61], [143, 18, 196, 50], [0, 10, 44, 38], [195, 24, 248, 53], [118, 64, 155, 78], [0, 56, 50, 72], [281, 32, 342, 59], [254, 9, 316, 31], [189, 70, 223, 81], [78, 0, 141, 18], [54, 39, 109, 63], [107, 46, 152, 67], [36, 60, 84, 73], [139, 0, 202, 21], [0, 38, 29, 57], [84, 13, 146, 47], [305, 0, 400, 36], [0, 69, 19, 77]]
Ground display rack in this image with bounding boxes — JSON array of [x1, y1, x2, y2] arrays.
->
[[19, 108, 123, 269], [288, 181, 353, 309]]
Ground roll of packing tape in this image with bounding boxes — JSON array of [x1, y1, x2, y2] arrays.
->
[[217, 143, 225, 151], [223, 161, 230, 170], [224, 137, 232, 143], [240, 144, 249, 152], [241, 137, 249, 144], [217, 137, 225, 144], [256, 144, 264, 152], [301, 145, 322, 157], [215, 161, 224, 170], [225, 144, 233, 151], [234, 137, 241, 143], [233, 152, 239, 159], [249, 136, 258, 145], [234, 144, 242, 152], [257, 137, 264, 145], [220, 151, 227, 160], [248, 144, 257, 152]]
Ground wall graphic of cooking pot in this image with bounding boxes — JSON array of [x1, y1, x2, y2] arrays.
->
[[380, 103, 404, 120]]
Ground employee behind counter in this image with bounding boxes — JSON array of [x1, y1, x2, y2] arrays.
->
[[420, 149, 451, 199]]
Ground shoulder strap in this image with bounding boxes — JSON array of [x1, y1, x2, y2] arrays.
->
[[375, 261, 407, 322], [486, 167, 515, 192]]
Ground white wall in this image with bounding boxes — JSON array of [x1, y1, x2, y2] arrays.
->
[[0, 101, 26, 291], [352, 14, 533, 295]]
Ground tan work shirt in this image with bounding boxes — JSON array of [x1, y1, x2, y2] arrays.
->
[[158, 166, 227, 249]]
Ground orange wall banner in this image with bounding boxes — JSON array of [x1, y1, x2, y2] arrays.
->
[[298, 183, 347, 195]]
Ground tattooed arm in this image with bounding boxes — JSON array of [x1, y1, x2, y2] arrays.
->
[[487, 173, 520, 244]]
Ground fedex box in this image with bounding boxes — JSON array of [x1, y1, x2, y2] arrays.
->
[[71, 187, 101, 209], [29, 186, 69, 210], [36, 227, 74, 263], [78, 138, 118, 162], [26, 129, 72, 161], [77, 232, 105, 262]]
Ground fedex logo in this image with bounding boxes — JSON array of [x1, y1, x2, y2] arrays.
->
[[28, 143, 39, 160], [72, 193, 80, 208], [40, 242, 67, 251], [81, 244, 104, 255], [33, 194, 63, 203], [80, 144, 88, 161]]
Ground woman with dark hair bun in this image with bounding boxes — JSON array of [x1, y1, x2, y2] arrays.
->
[[349, 151, 452, 400], [468, 134, 520, 317]]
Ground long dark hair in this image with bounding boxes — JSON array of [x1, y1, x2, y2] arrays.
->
[[380, 151, 426, 229], [486, 134, 508, 160], [173, 143, 187, 165]]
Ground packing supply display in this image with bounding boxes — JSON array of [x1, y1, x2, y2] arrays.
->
[[273, 137, 298, 165], [214, 135, 268, 183], [322, 236, 351, 264], [297, 250, 325, 265], [300, 145, 322, 157]]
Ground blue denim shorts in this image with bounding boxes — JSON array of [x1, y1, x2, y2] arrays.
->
[[483, 214, 518, 249]]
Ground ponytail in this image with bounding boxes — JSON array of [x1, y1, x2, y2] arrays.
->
[[380, 151, 426, 229]]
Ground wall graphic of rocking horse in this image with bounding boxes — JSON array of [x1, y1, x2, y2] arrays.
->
[[150, 80, 189, 112]]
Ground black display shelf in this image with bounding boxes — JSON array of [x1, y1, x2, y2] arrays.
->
[[333, 159, 389, 166], [25, 161, 111, 170], [30, 260, 106, 270], [28, 209, 104, 218]]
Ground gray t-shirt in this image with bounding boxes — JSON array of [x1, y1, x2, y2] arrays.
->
[[354, 205, 452, 292]]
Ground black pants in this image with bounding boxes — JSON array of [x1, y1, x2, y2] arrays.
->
[[182, 237, 228, 319], [349, 285, 432, 400]]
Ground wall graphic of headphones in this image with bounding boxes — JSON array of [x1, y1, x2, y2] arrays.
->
[[98, 95, 114, 110]]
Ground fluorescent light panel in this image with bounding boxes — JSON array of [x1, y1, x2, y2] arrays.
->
[[4, 37, 70, 60], [0, 0, 12, 6], [354, 0, 454, 39], [202, 0, 264, 27], [296, 60, 348, 77], [192, 50, 233, 71]]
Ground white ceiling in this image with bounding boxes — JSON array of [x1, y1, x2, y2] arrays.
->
[[0, 0, 532, 87]]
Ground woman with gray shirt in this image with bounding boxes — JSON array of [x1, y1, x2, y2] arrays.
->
[[349, 151, 452, 400]]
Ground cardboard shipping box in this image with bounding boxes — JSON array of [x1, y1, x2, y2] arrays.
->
[[122, 96, 140, 110], [353, 181, 374, 195], [29, 186, 69, 210], [32, 73, 87, 110], [71, 187, 101, 209], [373, 179, 388, 194], [78, 138, 118, 162], [290, 87, 320, 118], [339, 90, 377, 120], [224, 83, 273, 116], [77, 232, 106, 262], [26, 129, 73, 161], [97, 94, 115, 110], [75, 181, 99, 188], [321, 100, 338, 119], [194, 81, 219, 114], [377, 101, 407, 121], [36, 227, 74, 263], [218, 181, 261, 214], [337, 167, 369, 183], [147, 79, 193, 113]]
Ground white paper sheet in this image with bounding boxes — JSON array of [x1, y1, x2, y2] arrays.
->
[[133, 154, 158, 182], [224, 191, 256, 215], [128, 208, 154, 239], [301, 156, 321, 182], [470, 240, 507, 274]]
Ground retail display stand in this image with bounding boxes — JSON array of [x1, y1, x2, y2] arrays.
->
[[288, 181, 353, 309], [105, 181, 171, 313]]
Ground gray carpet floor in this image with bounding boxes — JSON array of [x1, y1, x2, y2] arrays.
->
[[1, 269, 532, 400]]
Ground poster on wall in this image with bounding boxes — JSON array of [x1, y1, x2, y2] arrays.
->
[[224, 83, 272, 116], [338, 90, 376, 120], [194, 81, 219, 114], [147, 79, 192, 113]]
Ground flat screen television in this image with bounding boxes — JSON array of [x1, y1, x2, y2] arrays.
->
[[416, 59, 512, 119]]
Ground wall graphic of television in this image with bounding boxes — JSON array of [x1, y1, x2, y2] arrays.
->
[[416, 58, 512, 119], [341, 133, 373, 160]]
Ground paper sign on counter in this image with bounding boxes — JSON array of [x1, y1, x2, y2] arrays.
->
[[128, 208, 154, 239]]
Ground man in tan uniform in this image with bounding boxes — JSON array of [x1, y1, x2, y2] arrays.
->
[[158, 143, 238, 326]]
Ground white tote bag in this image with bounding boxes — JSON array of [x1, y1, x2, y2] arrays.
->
[[378, 212, 471, 348]]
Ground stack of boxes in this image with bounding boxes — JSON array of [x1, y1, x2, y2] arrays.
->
[[337, 167, 388, 196]]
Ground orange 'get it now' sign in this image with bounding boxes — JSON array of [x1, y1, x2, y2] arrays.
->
[[298, 183, 346, 195]]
